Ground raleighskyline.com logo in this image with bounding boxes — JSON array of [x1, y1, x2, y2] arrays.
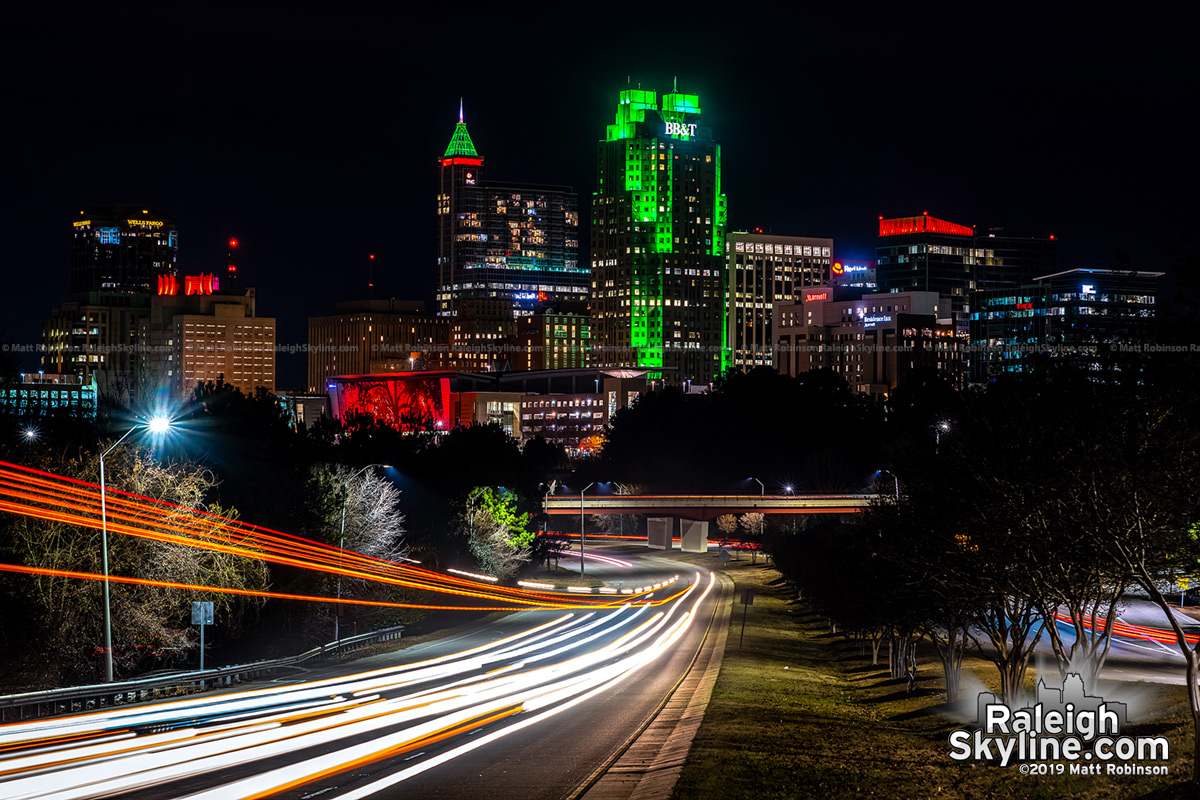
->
[[948, 674, 1170, 776]]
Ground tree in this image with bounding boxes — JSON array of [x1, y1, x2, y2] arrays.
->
[[715, 514, 738, 546], [459, 488, 533, 580], [3, 446, 268, 682]]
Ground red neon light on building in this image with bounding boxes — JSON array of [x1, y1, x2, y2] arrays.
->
[[803, 291, 829, 303], [1015, 302, 1033, 310], [184, 273, 219, 296], [157, 275, 178, 296], [878, 215, 974, 237], [441, 157, 483, 167]]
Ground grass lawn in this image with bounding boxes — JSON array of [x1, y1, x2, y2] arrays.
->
[[666, 553, 1198, 800]]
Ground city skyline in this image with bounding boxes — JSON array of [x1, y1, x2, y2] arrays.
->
[[3, 6, 1194, 389]]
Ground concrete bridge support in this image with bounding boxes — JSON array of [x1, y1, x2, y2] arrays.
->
[[647, 517, 674, 549], [680, 519, 709, 553]]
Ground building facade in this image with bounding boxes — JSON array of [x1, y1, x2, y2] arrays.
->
[[513, 303, 592, 371], [969, 268, 1162, 381], [140, 285, 275, 399], [0, 373, 97, 420], [774, 289, 965, 394], [875, 214, 1057, 327], [325, 368, 647, 450], [436, 107, 584, 326], [307, 299, 448, 392], [70, 206, 178, 295], [42, 292, 151, 383], [590, 87, 728, 385], [726, 232, 832, 370]]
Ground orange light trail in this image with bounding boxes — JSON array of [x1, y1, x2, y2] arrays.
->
[[0, 461, 682, 610]]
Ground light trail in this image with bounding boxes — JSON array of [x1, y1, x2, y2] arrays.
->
[[0, 571, 717, 800], [0, 461, 678, 610]]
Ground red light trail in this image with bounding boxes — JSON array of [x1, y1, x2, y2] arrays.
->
[[0, 461, 678, 611]]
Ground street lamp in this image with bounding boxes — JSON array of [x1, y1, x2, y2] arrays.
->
[[932, 421, 950, 454], [748, 478, 765, 563], [580, 482, 596, 576], [879, 469, 900, 503], [22, 426, 39, 442], [98, 415, 173, 682], [336, 463, 391, 642]]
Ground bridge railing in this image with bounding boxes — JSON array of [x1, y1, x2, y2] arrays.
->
[[0, 625, 404, 723]]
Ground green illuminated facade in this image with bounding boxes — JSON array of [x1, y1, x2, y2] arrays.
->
[[590, 88, 728, 385]]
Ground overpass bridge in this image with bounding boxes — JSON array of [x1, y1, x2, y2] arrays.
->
[[545, 494, 877, 553]]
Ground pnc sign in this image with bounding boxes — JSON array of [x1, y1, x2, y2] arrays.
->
[[664, 122, 698, 138]]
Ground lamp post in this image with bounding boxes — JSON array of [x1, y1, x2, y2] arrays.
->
[[336, 463, 391, 642], [749, 478, 765, 563], [580, 482, 596, 576], [98, 415, 172, 682], [932, 421, 950, 455], [880, 469, 900, 503]]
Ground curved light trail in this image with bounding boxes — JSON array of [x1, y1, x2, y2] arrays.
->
[[0, 571, 717, 800], [0, 460, 653, 610]]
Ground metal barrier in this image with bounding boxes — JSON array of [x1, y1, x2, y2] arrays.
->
[[0, 625, 404, 723]]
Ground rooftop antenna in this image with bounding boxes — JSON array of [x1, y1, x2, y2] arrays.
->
[[673, 75, 677, 92], [458, 97, 464, 124]]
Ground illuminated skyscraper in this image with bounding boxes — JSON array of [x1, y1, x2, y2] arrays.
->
[[69, 205, 178, 295], [436, 104, 583, 367], [590, 87, 728, 385]]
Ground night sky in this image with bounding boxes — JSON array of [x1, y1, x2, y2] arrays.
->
[[4, 5, 1195, 388]]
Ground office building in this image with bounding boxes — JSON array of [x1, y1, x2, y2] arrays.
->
[[436, 105, 584, 325], [513, 302, 592, 371], [70, 206, 178, 296], [970, 268, 1162, 381], [0, 373, 97, 420], [42, 292, 151, 384], [831, 260, 877, 290], [590, 86, 728, 385], [774, 288, 965, 394], [307, 299, 449, 392], [875, 214, 1056, 327], [726, 231, 832, 369], [140, 280, 275, 399]]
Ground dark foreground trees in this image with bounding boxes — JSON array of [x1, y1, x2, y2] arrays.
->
[[769, 372, 1200, 721]]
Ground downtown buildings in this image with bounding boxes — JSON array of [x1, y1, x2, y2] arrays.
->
[[436, 106, 584, 370], [875, 213, 1057, 329], [726, 232, 832, 370], [42, 206, 276, 403], [589, 88, 728, 386]]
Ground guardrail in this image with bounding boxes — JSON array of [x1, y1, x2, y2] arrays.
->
[[0, 625, 404, 723]]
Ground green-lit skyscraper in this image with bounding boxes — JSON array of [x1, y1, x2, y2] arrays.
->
[[590, 87, 728, 385]]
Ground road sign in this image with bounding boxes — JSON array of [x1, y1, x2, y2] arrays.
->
[[1180, 577, 1190, 591], [191, 601, 214, 625], [740, 588, 755, 606], [719, 549, 731, 563]]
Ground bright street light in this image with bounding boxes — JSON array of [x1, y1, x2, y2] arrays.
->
[[98, 415, 176, 682]]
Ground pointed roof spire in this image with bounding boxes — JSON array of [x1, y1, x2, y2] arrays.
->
[[443, 101, 480, 158]]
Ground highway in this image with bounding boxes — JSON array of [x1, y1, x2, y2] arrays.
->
[[0, 547, 724, 800]]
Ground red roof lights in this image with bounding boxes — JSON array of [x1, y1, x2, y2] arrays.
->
[[878, 214, 974, 237]]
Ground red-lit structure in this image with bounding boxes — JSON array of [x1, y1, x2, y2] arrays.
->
[[878, 214, 974, 237], [157, 273, 220, 296], [328, 374, 453, 431]]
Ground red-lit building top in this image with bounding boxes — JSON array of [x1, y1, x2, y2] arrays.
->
[[878, 215, 973, 237]]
